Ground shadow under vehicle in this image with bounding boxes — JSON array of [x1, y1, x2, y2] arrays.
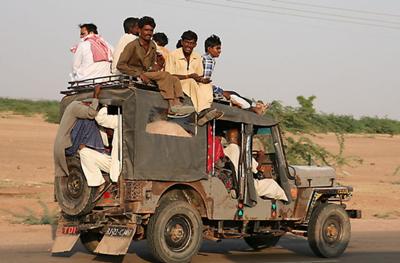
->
[[52, 76, 361, 263]]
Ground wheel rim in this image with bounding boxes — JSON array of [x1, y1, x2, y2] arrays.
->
[[66, 173, 84, 199], [164, 214, 192, 252], [322, 215, 342, 246]]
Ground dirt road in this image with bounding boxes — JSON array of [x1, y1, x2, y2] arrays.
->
[[1, 219, 399, 263]]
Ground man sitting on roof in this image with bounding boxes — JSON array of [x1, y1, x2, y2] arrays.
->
[[165, 31, 223, 126], [112, 17, 139, 74], [223, 128, 288, 201], [70, 23, 113, 82], [202, 35, 268, 116], [153, 32, 170, 61], [117, 16, 194, 117]]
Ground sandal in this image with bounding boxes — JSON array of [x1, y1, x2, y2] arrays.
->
[[197, 108, 224, 126]]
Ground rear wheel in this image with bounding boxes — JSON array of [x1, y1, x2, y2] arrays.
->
[[244, 234, 281, 250], [80, 231, 104, 253], [55, 156, 98, 217], [308, 203, 351, 258], [147, 200, 203, 263]]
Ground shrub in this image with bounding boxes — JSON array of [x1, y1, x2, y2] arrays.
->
[[0, 98, 59, 123]]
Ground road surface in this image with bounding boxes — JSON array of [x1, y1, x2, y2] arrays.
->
[[1, 220, 399, 263]]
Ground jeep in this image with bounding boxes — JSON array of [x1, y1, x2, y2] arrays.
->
[[52, 76, 361, 263]]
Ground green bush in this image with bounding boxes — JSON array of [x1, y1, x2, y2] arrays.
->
[[266, 96, 400, 135], [0, 98, 59, 123]]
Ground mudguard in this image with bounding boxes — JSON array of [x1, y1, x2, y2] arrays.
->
[[51, 224, 80, 253], [94, 224, 136, 255]]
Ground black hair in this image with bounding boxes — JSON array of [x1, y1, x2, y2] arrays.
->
[[153, 32, 168, 47], [79, 23, 98, 34], [138, 16, 156, 29], [181, 30, 198, 42], [204, 35, 221, 52], [176, 40, 182, 49], [123, 17, 138, 33]]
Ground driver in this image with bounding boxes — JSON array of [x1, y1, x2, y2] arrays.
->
[[223, 128, 288, 201]]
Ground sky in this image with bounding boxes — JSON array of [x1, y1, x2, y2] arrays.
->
[[0, 0, 399, 120]]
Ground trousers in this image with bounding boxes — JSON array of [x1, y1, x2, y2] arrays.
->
[[144, 71, 184, 100], [180, 79, 213, 113], [79, 147, 111, 186], [254, 179, 288, 201]]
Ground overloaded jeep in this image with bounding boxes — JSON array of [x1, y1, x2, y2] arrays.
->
[[52, 76, 361, 263]]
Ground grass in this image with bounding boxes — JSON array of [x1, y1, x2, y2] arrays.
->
[[1, 200, 58, 225], [373, 212, 391, 219], [393, 166, 400, 176], [0, 98, 59, 123]]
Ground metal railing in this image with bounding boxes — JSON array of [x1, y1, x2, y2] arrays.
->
[[61, 74, 158, 95]]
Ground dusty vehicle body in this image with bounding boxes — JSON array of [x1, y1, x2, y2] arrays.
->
[[52, 76, 361, 262]]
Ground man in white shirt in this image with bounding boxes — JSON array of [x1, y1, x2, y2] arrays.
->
[[111, 17, 139, 74], [71, 23, 113, 82], [79, 105, 122, 186], [223, 128, 288, 201]]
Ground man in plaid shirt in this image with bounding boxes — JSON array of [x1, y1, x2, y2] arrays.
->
[[203, 53, 215, 79], [202, 35, 224, 98], [202, 35, 269, 115]]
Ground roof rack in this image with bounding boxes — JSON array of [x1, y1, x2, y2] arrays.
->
[[62, 74, 230, 105], [61, 74, 158, 95]]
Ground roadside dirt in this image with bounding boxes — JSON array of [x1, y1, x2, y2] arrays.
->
[[292, 132, 400, 220], [0, 113, 399, 236]]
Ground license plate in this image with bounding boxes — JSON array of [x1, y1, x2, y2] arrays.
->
[[61, 225, 79, 235], [105, 226, 134, 237]]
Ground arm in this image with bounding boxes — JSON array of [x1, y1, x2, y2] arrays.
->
[[149, 53, 165, 72], [95, 107, 118, 129], [71, 85, 101, 119], [165, 56, 200, 80], [194, 56, 211, 84], [251, 158, 259, 174], [72, 99, 98, 119], [72, 44, 84, 79], [116, 43, 141, 76], [195, 56, 204, 77]]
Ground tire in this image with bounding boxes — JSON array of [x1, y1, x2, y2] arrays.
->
[[308, 203, 351, 258], [244, 234, 281, 250], [147, 200, 203, 263], [80, 231, 104, 253], [55, 156, 98, 217]]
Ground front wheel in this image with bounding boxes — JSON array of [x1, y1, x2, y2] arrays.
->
[[147, 200, 203, 263], [308, 203, 351, 258]]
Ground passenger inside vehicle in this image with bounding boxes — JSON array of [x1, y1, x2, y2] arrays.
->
[[210, 123, 287, 201]]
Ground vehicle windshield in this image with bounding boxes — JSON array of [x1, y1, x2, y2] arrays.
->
[[253, 127, 275, 154]]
